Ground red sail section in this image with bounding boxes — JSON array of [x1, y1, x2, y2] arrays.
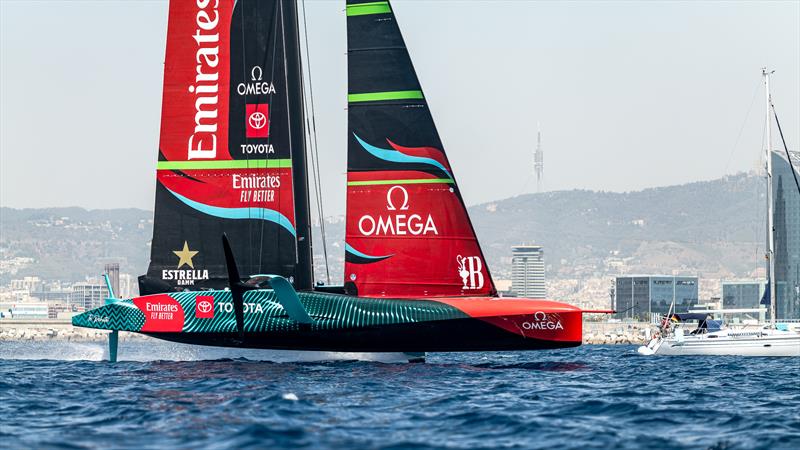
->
[[345, 168, 494, 298], [160, 0, 232, 163], [157, 169, 295, 226]]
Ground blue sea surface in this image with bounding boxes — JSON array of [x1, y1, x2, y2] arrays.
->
[[0, 342, 798, 449]]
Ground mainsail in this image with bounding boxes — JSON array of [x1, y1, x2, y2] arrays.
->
[[344, 0, 496, 297], [141, 0, 311, 294]]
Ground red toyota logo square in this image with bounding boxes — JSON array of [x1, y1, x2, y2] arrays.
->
[[246, 103, 269, 138], [195, 295, 215, 319]]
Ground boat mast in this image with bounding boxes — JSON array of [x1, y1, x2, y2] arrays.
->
[[763, 67, 777, 327]]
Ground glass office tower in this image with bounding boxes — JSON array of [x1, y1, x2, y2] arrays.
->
[[772, 150, 800, 319]]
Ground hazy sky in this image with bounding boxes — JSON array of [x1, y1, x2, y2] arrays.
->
[[1, 0, 798, 217]]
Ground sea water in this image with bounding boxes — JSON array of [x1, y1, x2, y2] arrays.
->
[[0, 342, 798, 449]]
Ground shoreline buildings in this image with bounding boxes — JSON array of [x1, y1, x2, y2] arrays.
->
[[614, 275, 699, 321], [511, 245, 546, 299]]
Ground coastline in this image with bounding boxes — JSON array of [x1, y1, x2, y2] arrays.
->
[[0, 319, 652, 345]]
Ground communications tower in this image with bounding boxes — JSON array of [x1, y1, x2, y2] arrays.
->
[[534, 123, 544, 192]]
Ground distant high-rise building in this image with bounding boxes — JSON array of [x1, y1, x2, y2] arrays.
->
[[721, 280, 767, 323], [104, 263, 120, 297], [534, 123, 544, 193], [614, 275, 698, 321], [722, 280, 767, 310], [71, 283, 108, 311], [118, 273, 137, 299], [10, 276, 42, 294], [511, 246, 546, 298], [772, 150, 800, 319]]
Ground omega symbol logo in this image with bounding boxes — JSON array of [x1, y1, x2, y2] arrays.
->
[[251, 66, 263, 81], [386, 185, 409, 211], [357, 185, 438, 236], [249, 111, 267, 130]]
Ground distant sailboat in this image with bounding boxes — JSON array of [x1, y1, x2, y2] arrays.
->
[[72, 0, 610, 362], [639, 69, 800, 357]]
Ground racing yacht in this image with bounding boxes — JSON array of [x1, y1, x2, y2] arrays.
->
[[73, 0, 607, 361]]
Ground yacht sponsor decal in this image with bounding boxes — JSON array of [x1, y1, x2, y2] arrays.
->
[[345, 175, 494, 297], [233, 173, 280, 202], [236, 66, 277, 96], [460, 308, 580, 341], [158, 0, 232, 163], [195, 295, 215, 319], [218, 301, 265, 314], [165, 188, 297, 237], [238, 66, 276, 154], [457, 255, 484, 290], [132, 294, 185, 332], [522, 312, 564, 331], [187, 0, 222, 160], [240, 143, 275, 155], [357, 185, 438, 236], [156, 165, 295, 234], [162, 241, 210, 286], [246, 103, 270, 138]]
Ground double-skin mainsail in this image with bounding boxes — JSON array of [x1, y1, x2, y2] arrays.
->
[[140, 0, 313, 295]]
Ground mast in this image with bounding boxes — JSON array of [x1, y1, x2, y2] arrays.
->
[[284, 0, 313, 290], [763, 67, 777, 327]]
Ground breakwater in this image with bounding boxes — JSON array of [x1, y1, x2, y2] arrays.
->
[[0, 319, 654, 345], [0, 320, 152, 342]]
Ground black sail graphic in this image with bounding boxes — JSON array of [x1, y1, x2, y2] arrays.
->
[[344, 0, 496, 297], [140, 0, 310, 295]]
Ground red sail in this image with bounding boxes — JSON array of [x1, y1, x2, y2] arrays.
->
[[344, 0, 495, 298], [159, 0, 232, 164], [344, 1, 495, 298]]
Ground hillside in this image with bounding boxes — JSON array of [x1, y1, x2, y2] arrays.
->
[[0, 173, 767, 284], [471, 172, 766, 280], [0, 208, 153, 283]]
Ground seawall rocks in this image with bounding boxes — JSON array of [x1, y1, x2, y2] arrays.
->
[[1, 320, 655, 345]]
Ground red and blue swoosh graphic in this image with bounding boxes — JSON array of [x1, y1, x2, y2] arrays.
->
[[167, 188, 296, 237], [353, 133, 452, 179]]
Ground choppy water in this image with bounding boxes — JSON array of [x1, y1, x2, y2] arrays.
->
[[1, 342, 798, 449]]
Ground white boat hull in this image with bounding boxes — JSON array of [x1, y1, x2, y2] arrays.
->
[[640, 330, 800, 357]]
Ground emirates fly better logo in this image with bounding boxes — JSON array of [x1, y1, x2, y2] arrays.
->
[[195, 295, 215, 319], [246, 104, 269, 138]]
